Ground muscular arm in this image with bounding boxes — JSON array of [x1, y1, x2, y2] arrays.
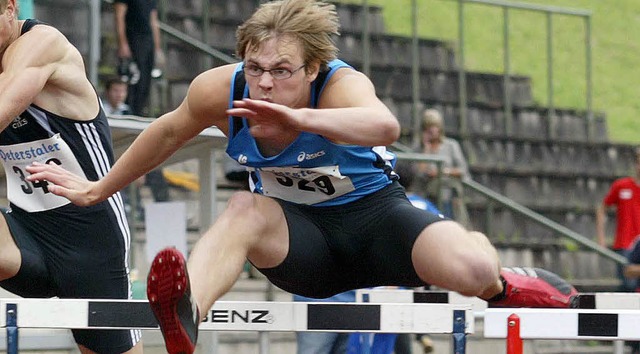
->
[[300, 69, 400, 146], [0, 27, 64, 131], [27, 64, 234, 205]]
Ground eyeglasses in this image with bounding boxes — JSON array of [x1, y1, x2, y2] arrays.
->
[[243, 63, 306, 80]]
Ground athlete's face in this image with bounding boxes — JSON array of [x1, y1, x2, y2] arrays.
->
[[243, 35, 318, 109]]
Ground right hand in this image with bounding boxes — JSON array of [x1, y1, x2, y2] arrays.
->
[[25, 161, 103, 207], [118, 43, 132, 59]]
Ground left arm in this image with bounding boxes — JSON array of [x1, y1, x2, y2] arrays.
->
[[624, 241, 640, 278], [299, 68, 400, 146], [624, 264, 640, 278], [150, 8, 165, 67], [228, 68, 400, 147], [447, 139, 470, 179]]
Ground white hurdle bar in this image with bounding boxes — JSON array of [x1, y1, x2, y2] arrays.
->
[[0, 298, 473, 354], [487, 293, 640, 354], [355, 288, 487, 313], [485, 308, 640, 340], [355, 289, 480, 353], [572, 292, 640, 309]]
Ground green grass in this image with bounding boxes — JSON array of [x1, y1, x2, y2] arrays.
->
[[338, 0, 640, 144]]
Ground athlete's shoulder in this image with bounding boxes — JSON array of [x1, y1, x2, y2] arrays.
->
[[184, 63, 238, 130], [191, 63, 237, 91]]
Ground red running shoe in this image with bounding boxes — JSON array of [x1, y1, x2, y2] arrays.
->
[[147, 247, 199, 354], [489, 267, 578, 308]]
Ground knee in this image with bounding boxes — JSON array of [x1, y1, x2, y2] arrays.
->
[[413, 222, 499, 296], [223, 191, 269, 232], [455, 231, 500, 296], [455, 255, 499, 297]]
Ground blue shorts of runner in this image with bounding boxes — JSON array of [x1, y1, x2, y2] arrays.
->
[[0, 204, 140, 353], [257, 181, 447, 299]]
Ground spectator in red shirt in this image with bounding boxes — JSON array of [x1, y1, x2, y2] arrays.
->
[[596, 146, 640, 292]]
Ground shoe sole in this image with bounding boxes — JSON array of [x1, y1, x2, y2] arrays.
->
[[147, 248, 195, 354]]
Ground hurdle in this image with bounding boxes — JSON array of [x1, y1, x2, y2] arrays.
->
[[572, 292, 640, 310], [484, 308, 640, 354], [355, 288, 488, 312], [355, 289, 482, 353], [0, 298, 473, 354]]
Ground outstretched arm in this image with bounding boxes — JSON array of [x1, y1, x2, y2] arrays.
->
[[26, 65, 234, 205]]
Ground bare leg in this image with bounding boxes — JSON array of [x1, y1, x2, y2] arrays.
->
[[411, 220, 503, 298], [187, 191, 289, 315], [0, 216, 21, 281]]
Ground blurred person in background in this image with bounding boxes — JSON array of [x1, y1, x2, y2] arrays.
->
[[114, 0, 164, 117], [101, 76, 132, 116], [597, 146, 640, 292], [414, 109, 470, 224]]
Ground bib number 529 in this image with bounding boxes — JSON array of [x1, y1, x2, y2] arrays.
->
[[275, 175, 336, 195]]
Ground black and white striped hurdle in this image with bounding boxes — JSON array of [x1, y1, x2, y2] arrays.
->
[[0, 298, 474, 354], [485, 293, 640, 354], [572, 292, 640, 310], [484, 308, 640, 341], [355, 289, 482, 353], [357, 289, 640, 354], [355, 288, 487, 312]]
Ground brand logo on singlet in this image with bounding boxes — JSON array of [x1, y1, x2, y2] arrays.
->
[[238, 154, 248, 164], [297, 150, 326, 162], [11, 116, 28, 129]]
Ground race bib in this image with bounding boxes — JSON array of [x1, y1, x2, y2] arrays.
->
[[257, 165, 355, 205], [0, 134, 87, 212]]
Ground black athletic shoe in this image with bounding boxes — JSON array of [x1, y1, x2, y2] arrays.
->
[[147, 247, 199, 354]]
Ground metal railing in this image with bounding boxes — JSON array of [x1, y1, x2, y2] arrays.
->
[[364, 0, 593, 144], [463, 179, 627, 265], [453, 0, 594, 140], [391, 144, 626, 267]]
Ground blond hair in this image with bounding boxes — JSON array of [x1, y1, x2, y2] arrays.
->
[[236, 0, 340, 72], [422, 109, 445, 141]]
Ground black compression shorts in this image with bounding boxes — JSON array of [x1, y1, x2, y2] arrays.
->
[[257, 181, 447, 298], [0, 206, 140, 353]]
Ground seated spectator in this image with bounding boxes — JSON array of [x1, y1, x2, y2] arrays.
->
[[101, 76, 132, 115]]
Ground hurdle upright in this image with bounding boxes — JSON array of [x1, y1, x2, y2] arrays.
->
[[0, 298, 474, 354]]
